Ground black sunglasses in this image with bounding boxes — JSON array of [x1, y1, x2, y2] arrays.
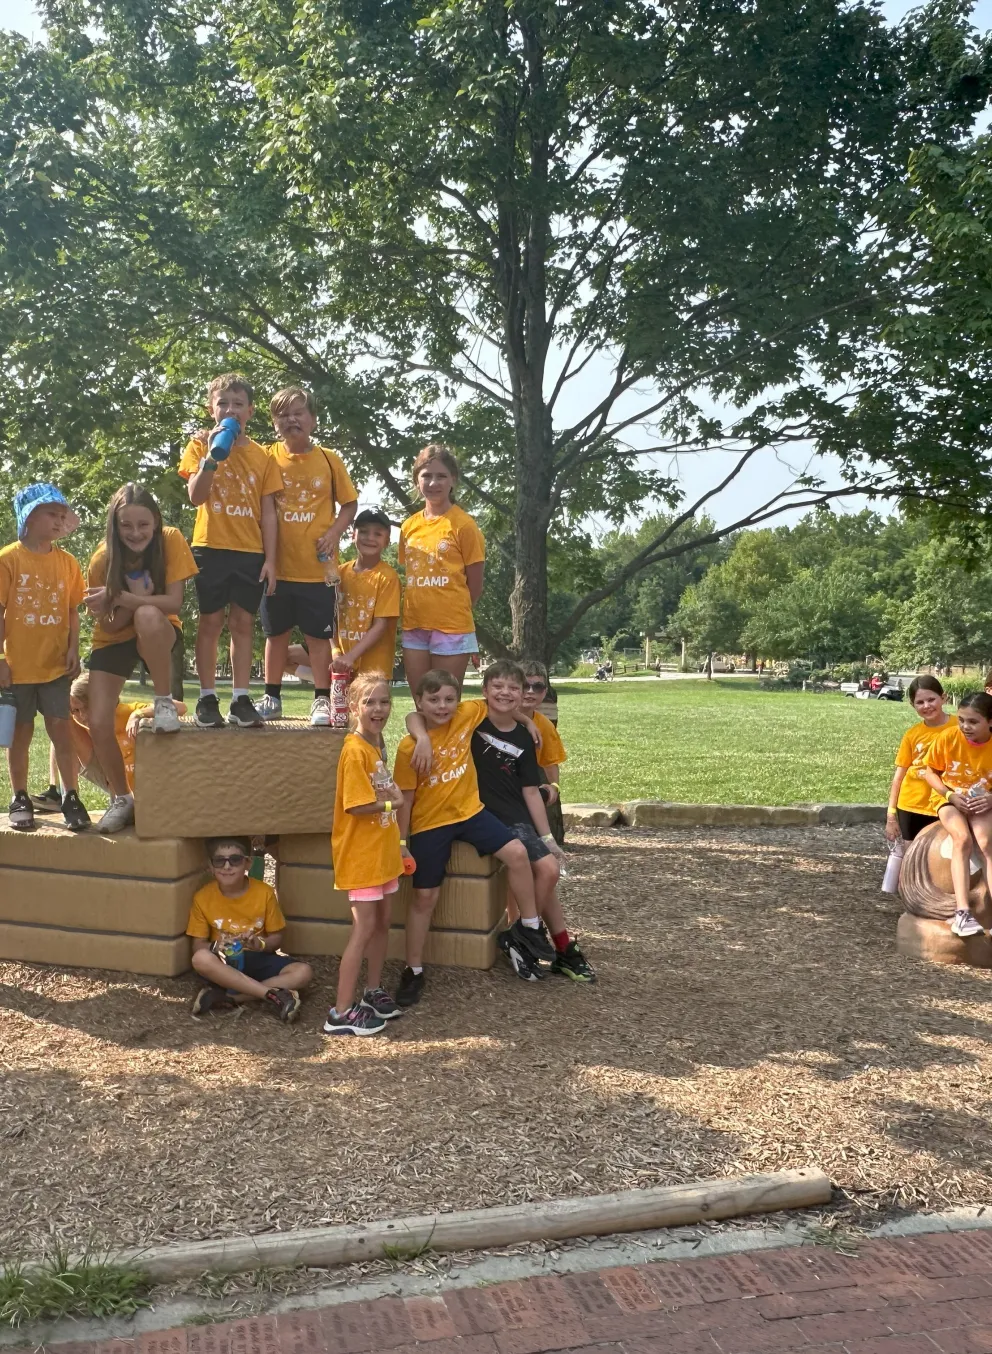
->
[[212, 853, 247, 868], [524, 681, 547, 692]]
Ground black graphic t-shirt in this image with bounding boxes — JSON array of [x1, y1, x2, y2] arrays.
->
[[471, 717, 542, 825]]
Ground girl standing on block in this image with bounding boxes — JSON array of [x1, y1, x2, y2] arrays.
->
[[324, 670, 407, 1037], [83, 484, 197, 833], [886, 676, 956, 843], [922, 692, 992, 938], [400, 445, 485, 694]]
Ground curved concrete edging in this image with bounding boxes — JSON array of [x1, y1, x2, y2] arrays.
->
[[562, 801, 885, 828]]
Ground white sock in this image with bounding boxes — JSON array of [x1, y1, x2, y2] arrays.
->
[[232, 687, 249, 698], [200, 688, 216, 699], [521, 916, 540, 929], [411, 966, 423, 975]]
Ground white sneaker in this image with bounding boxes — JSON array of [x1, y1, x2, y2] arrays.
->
[[310, 695, 332, 726], [97, 795, 135, 834], [951, 908, 984, 938], [256, 694, 283, 721], [152, 696, 181, 733]]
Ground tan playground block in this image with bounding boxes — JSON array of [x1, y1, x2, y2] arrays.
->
[[277, 834, 498, 877], [896, 912, 992, 969], [0, 815, 203, 976], [134, 720, 345, 838], [278, 867, 506, 932], [283, 918, 503, 970]]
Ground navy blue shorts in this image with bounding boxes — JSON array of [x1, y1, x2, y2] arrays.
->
[[409, 809, 514, 889], [239, 950, 295, 983]]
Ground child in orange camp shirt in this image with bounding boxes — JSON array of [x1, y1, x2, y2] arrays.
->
[[391, 669, 553, 1009], [0, 483, 89, 833], [178, 373, 282, 729], [885, 675, 955, 844], [923, 692, 992, 940], [324, 672, 406, 1037], [400, 445, 484, 694], [187, 837, 312, 1020]]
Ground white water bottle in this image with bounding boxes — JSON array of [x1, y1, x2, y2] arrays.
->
[[0, 688, 15, 749], [330, 672, 350, 729], [881, 836, 906, 894]]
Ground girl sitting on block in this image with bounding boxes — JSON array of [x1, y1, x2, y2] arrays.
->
[[885, 676, 956, 844], [324, 670, 407, 1037], [922, 692, 992, 938]]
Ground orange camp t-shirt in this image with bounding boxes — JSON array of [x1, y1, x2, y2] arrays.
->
[[87, 527, 198, 649], [393, 699, 489, 833], [0, 541, 84, 684], [924, 725, 992, 812], [336, 560, 401, 677], [533, 710, 567, 771], [332, 733, 404, 891], [399, 506, 485, 634], [73, 701, 147, 792], [186, 877, 285, 945], [895, 715, 957, 816], [267, 443, 358, 582], [178, 436, 283, 553]]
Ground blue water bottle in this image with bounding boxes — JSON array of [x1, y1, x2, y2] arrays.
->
[[221, 938, 245, 971], [207, 416, 240, 461], [0, 688, 15, 750]]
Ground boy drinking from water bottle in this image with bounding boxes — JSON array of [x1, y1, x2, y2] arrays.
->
[[256, 387, 358, 726], [178, 374, 283, 729], [186, 836, 312, 1020]]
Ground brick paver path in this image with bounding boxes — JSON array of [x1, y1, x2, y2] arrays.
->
[[22, 1227, 992, 1353]]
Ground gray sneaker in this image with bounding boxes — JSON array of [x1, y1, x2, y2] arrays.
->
[[310, 695, 332, 726], [256, 694, 283, 721], [151, 696, 181, 733], [96, 795, 135, 834], [951, 908, 984, 938]]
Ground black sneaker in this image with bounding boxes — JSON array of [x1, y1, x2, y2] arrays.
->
[[61, 789, 91, 833], [508, 918, 555, 963], [8, 791, 35, 831], [265, 987, 301, 1022], [396, 966, 425, 1007], [31, 785, 63, 813], [194, 694, 226, 728], [497, 929, 543, 982], [323, 1003, 387, 1036], [228, 694, 263, 727], [550, 940, 598, 984], [363, 986, 402, 1019], [191, 984, 234, 1016]]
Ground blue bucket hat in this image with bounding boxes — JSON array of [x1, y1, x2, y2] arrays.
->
[[14, 483, 80, 541]]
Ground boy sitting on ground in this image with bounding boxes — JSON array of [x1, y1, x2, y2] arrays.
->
[[186, 837, 312, 1021]]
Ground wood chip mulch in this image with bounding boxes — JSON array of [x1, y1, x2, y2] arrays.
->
[[3, 823, 991, 1260]]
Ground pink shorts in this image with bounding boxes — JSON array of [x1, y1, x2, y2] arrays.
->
[[402, 628, 478, 656], [348, 877, 400, 903]]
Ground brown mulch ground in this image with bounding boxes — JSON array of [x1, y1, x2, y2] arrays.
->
[[3, 823, 992, 1261]]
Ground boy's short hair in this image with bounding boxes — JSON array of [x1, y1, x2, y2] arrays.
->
[[206, 373, 254, 405], [69, 672, 90, 702], [205, 836, 252, 860], [520, 659, 549, 683], [270, 385, 316, 420], [483, 658, 526, 688], [415, 668, 460, 698], [354, 508, 392, 531]]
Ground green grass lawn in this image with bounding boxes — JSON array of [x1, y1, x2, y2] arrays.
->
[[0, 676, 914, 811]]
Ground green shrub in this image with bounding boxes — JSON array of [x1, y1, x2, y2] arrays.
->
[[940, 675, 988, 704]]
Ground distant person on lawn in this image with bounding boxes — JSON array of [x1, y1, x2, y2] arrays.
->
[[0, 483, 89, 832], [187, 837, 312, 1021]]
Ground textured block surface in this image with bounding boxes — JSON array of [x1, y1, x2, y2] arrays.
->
[[278, 866, 506, 931], [0, 868, 201, 936], [134, 720, 344, 838], [0, 924, 191, 976], [278, 834, 498, 876], [283, 918, 502, 969], [896, 911, 992, 968], [0, 815, 204, 877]]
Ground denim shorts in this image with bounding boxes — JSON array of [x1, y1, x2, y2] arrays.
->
[[505, 821, 552, 863], [409, 809, 513, 888], [402, 628, 478, 656]]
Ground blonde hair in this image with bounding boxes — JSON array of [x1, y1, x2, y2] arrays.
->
[[520, 659, 549, 683], [348, 670, 391, 730], [70, 672, 90, 703], [412, 443, 460, 499], [206, 372, 254, 405], [270, 385, 317, 420]]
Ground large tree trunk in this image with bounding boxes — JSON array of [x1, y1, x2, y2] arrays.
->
[[509, 381, 552, 660]]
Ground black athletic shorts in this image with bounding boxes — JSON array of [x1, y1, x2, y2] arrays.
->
[[896, 808, 936, 842], [260, 581, 336, 640], [87, 625, 181, 678], [192, 547, 265, 616]]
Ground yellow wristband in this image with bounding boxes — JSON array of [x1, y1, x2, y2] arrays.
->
[[886, 808, 897, 817], [384, 799, 392, 813], [399, 838, 407, 845], [549, 782, 560, 789]]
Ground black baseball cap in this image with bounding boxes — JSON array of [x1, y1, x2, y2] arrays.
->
[[354, 508, 392, 529]]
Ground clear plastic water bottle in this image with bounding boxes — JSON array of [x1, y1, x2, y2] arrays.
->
[[207, 416, 240, 461], [219, 937, 245, 970], [316, 548, 340, 587], [0, 688, 16, 749]]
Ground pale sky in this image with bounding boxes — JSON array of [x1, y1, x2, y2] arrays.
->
[[2, 0, 989, 530]]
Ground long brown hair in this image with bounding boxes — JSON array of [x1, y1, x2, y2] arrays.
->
[[412, 443, 460, 501], [103, 483, 166, 606]]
